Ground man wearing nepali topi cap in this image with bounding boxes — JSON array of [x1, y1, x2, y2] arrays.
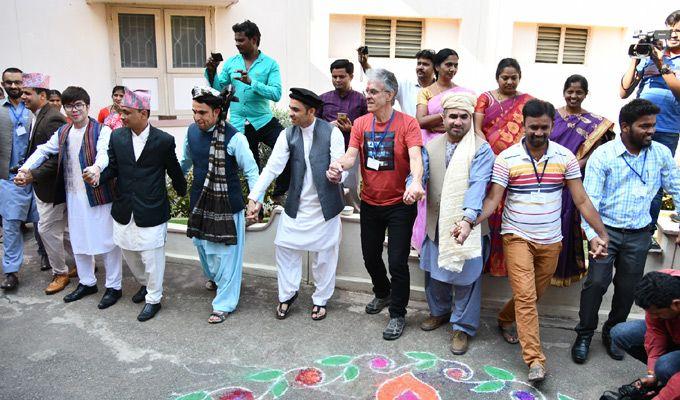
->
[[20, 73, 72, 294], [96, 88, 187, 322], [18, 86, 123, 307], [247, 88, 346, 321]]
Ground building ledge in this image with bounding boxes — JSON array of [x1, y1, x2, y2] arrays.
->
[[86, 0, 237, 7]]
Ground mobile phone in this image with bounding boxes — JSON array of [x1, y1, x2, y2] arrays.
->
[[358, 46, 369, 55], [337, 112, 349, 122], [211, 52, 224, 62]]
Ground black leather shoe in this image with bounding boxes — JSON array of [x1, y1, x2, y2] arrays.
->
[[571, 335, 591, 364], [98, 288, 122, 309], [63, 283, 98, 303], [603, 333, 624, 360], [0, 273, 19, 290], [137, 303, 161, 322], [131, 286, 147, 304], [40, 254, 51, 271]]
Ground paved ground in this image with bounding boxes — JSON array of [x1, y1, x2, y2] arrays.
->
[[0, 232, 643, 400]]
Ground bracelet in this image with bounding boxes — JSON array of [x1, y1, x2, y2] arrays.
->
[[461, 216, 476, 228]]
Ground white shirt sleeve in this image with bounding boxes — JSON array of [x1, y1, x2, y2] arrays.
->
[[93, 126, 112, 171], [248, 129, 289, 202], [21, 129, 61, 171], [330, 126, 348, 183]]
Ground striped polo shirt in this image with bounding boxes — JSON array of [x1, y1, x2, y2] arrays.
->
[[492, 139, 581, 244]]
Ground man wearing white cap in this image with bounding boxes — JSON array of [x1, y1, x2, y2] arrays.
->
[[20, 73, 71, 294], [413, 92, 494, 355], [93, 88, 186, 321], [16, 86, 123, 307], [247, 88, 346, 321], [181, 86, 260, 324]]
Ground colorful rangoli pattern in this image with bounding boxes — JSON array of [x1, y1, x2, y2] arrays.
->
[[173, 351, 577, 400]]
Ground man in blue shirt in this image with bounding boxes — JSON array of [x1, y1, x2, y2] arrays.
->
[[620, 10, 680, 249], [572, 99, 680, 365], [205, 20, 288, 203]]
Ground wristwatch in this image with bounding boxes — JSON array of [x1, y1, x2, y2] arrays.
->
[[461, 216, 476, 228], [659, 64, 673, 75]]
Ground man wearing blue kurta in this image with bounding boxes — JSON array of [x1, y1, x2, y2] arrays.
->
[[205, 20, 288, 202], [411, 92, 494, 355], [0, 67, 37, 290], [181, 86, 260, 324]]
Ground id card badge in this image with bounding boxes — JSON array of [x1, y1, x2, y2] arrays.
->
[[634, 185, 648, 198], [367, 157, 380, 170], [16, 125, 27, 136], [530, 191, 546, 204]]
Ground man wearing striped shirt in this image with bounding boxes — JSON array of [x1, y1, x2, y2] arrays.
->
[[457, 99, 608, 383], [572, 99, 680, 365]]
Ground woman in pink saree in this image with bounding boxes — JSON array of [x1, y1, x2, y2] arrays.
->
[[473, 58, 533, 276], [411, 48, 474, 252]]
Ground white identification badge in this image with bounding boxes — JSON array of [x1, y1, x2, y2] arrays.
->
[[367, 157, 380, 170], [530, 191, 546, 204], [16, 125, 27, 136], [634, 185, 648, 198]]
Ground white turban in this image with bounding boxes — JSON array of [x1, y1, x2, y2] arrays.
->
[[440, 92, 476, 115]]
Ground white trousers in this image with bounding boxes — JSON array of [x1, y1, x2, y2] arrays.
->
[[75, 247, 122, 289], [122, 247, 166, 304], [275, 243, 339, 306], [36, 198, 70, 275]]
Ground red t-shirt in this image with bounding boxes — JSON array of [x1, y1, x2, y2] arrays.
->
[[349, 110, 422, 206], [97, 107, 111, 124]]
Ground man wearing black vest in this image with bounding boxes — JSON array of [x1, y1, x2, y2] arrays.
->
[[94, 88, 186, 321], [247, 88, 345, 321]]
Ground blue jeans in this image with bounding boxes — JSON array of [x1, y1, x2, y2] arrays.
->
[[611, 319, 680, 384], [650, 131, 680, 232]]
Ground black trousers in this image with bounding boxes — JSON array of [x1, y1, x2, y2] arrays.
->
[[243, 117, 290, 197], [360, 201, 417, 318], [574, 227, 651, 338]]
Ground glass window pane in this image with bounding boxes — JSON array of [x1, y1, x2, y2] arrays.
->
[[171, 16, 206, 68], [118, 13, 157, 68]]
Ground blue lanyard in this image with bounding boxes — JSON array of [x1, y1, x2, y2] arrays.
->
[[622, 149, 648, 185], [9, 103, 26, 128], [369, 111, 395, 158]]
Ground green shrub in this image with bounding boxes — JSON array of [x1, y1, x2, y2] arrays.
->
[[662, 193, 675, 211]]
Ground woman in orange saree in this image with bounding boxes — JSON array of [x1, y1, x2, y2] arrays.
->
[[473, 58, 533, 276]]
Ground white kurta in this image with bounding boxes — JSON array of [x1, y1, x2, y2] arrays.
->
[[23, 122, 114, 256], [249, 119, 346, 251], [112, 124, 167, 251]]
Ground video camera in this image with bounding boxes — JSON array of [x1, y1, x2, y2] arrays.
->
[[628, 29, 672, 58]]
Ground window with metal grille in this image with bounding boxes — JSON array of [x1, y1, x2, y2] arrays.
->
[[118, 13, 157, 68], [535, 26, 588, 64], [364, 18, 422, 59], [170, 15, 206, 68]]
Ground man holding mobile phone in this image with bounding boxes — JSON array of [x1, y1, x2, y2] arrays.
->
[[205, 20, 289, 204], [317, 59, 368, 211]]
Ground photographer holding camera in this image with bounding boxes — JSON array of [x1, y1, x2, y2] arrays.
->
[[620, 10, 680, 250]]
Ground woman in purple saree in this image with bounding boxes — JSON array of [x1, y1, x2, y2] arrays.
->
[[411, 48, 474, 252], [550, 74, 614, 286]]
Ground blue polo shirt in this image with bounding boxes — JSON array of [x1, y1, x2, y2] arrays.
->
[[206, 51, 282, 133], [636, 53, 680, 134]]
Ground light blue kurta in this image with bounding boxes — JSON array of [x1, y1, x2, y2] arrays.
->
[[183, 128, 259, 313]]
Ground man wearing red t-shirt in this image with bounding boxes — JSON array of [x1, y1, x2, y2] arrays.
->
[[611, 270, 680, 400], [328, 68, 425, 340]]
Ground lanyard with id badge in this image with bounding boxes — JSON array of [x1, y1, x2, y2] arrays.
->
[[366, 111, 395, 170], [10, 103, 27, 136], [623, 149, 648, 197], [525, 143, 549, 204]]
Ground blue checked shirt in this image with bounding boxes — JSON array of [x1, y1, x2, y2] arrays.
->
[[581, 138, 680, 240]]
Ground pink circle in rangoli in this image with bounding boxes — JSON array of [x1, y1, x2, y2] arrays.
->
[[371, 357, 389, 369], [294, 368, 323, 386], [218, 388, 255, 400], [445, 368, 466, 380]]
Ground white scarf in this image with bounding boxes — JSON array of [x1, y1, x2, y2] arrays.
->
[[437, 128, 482, 272]]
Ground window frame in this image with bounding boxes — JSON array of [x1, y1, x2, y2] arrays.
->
[[163, 8, 213, 74], [534, 24, 590, 65], [362, 16, 424, 59]]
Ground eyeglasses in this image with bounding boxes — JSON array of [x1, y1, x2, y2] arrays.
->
[[63, 102, 87, 111], [364, 89, 390, 97]]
